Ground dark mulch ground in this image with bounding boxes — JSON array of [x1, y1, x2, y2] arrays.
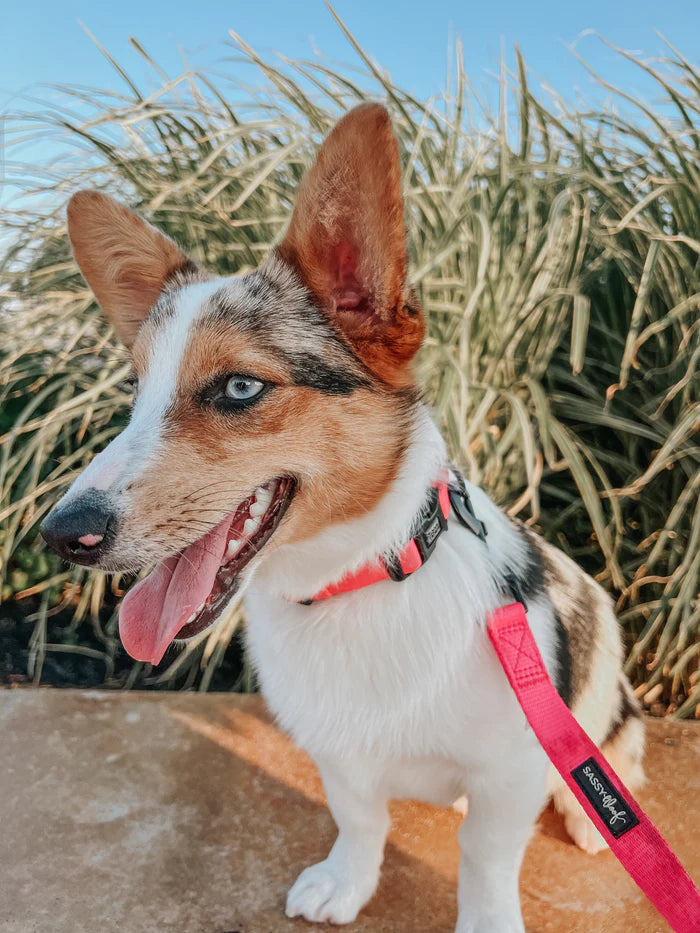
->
[[0, 597, 246, 691]]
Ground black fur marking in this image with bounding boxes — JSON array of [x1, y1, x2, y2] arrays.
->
[[201, 280, 371, 396], [603, 681, 642, 745], [508, 523, 546, 605], [509, 524, 573, 706], [174, 259, 202, 281], [532, 535, 600, 704], [181, 263, 376, 394], [242, 270, 282, 301], [553, 614, 573, 708], [287, 355, 370, 396], [206, 287, 270, 332], [149, 262, 204, 327], [163, 260, 203, 293], [207, 277, 332, 337]]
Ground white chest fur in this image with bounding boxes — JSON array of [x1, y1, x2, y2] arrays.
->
[[245, 407, 557, 801]]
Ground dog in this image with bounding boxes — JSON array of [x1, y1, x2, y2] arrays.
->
[[41, 103, 645, 932]]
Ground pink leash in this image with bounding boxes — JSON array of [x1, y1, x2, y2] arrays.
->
[[488, 602, 700, 933], [304, 475, 700, 928]]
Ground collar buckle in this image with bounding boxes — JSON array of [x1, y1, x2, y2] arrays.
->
[[413, 486, 449, 563], [448, 485, 488, 542], [384, 486, 448, 582]]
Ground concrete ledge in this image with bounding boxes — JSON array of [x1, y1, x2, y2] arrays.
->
[[0, 690, 697, 933]]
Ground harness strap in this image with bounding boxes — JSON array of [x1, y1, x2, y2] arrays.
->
[[488, 602, 700, 933]]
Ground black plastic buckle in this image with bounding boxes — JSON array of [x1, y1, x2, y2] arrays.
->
[[413, 486, 448, 563], [384, 487, 448, 582], [448, 485, 488, 542]]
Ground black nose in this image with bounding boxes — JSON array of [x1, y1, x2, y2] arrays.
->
[[40, 490, 116, 565]]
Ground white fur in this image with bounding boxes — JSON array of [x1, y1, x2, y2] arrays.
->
[[246, 406, 559, 931], [59, 279, 228, 504]]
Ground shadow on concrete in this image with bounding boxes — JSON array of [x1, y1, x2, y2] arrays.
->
[[2, 690, 694, 933]]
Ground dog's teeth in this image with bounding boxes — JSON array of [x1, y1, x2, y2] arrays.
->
[[249, 486, 271, 517], [243, 517, 260, 537], [255, 485, 273, 509], [226, 538, 243, 560]]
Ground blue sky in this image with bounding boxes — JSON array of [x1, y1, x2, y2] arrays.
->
[[1, 0, 698, 211], [2, 0, 698, 112]]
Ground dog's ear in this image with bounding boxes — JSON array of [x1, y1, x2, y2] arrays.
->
[[67, 191, 193, 349], [278, 104, 424, 387]]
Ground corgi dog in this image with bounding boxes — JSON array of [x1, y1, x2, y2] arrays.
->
[[42, 104, 645, 932]]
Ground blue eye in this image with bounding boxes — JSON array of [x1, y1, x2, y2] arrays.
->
[[200, 372, 270, 413], [224, 376, 265, 402]]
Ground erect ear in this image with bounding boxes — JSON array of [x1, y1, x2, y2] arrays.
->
[[277, 104, 424, 387], [67, 191, 194, 348]]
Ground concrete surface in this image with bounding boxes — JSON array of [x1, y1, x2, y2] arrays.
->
[[0, 690, 697, 933]]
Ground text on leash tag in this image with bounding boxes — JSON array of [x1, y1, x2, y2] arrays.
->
[[571, 757, 639, 839]]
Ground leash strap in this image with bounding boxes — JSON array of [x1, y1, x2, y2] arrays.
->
[[488, 602, 700, 933]]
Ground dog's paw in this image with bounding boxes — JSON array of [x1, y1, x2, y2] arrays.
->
[[564, 809, 608, 855], [456, 909, 525, 933], [286, 860, 372, 925], [554, 786, 609, 855]]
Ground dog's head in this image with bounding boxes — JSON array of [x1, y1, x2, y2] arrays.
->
[[41, 104, 425, 664]]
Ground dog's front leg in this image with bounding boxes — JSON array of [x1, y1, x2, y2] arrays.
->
[[456, 754, 547, 933], [286, 755, 389, 925]]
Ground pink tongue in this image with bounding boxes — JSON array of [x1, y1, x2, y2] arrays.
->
[[119, 514, 233, 665]]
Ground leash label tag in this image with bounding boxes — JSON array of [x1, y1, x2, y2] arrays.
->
[[571, 757, 639, 838]]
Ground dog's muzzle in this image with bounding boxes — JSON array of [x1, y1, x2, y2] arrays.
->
[[40, 489, 117, 565]]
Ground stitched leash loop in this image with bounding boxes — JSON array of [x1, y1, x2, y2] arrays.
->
[[488, 602, 700, 933]]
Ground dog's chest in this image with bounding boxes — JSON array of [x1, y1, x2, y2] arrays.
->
[[244, 551, 534, 775]]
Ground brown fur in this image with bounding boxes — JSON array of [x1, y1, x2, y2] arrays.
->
[[123, 309, 411, 555], [67, 191, 191, 348], [120, 388, 409, 556]]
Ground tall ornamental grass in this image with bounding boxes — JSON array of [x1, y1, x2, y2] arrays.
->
[[1, 20, 698, 715]]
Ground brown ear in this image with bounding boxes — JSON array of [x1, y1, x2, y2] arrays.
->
[[278, 104, 424, 387], [67, 191, 192, 348]]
